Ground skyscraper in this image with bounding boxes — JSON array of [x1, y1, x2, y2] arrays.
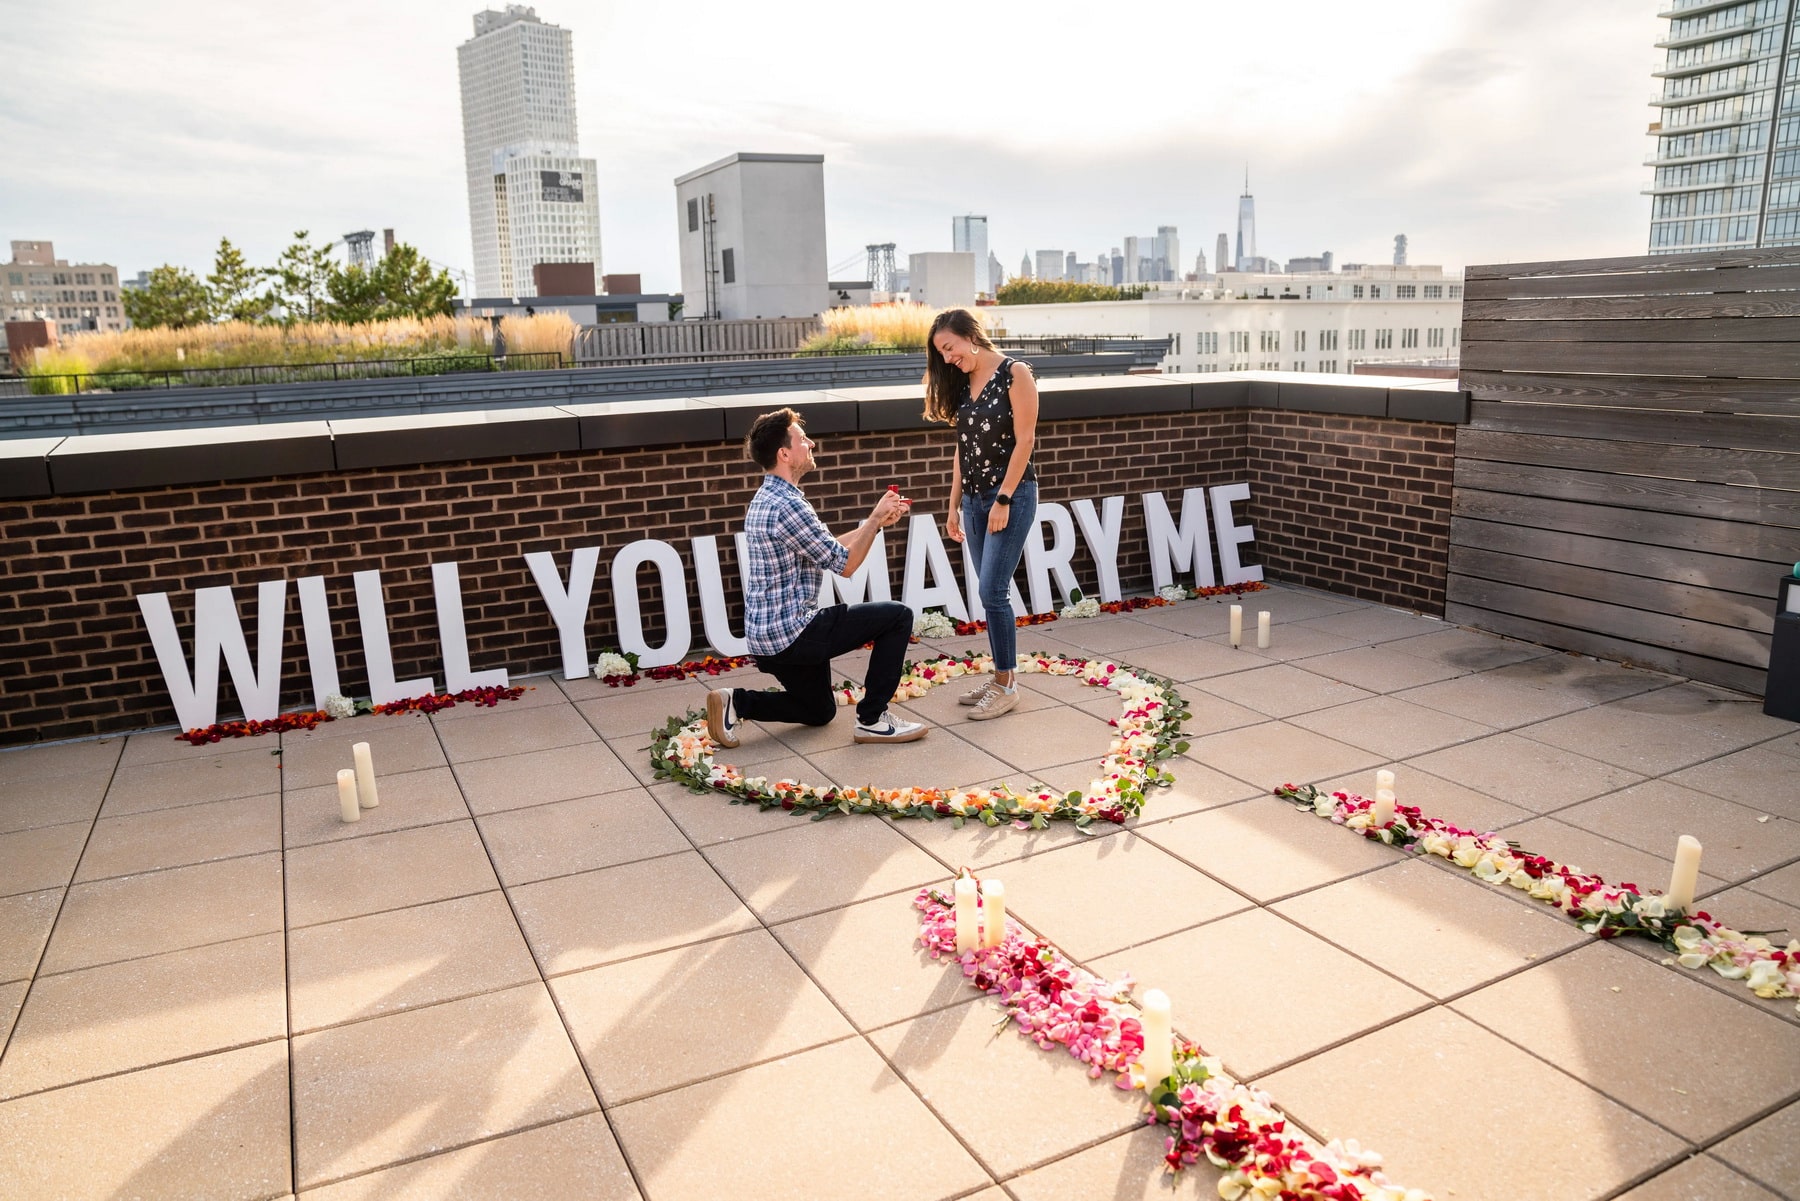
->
[[458, 6, 603, 297], [987, 250, 1004, 295], [1648, 3, 1800, 252], [953, 215, 989, 295], [1216, 233, 1229, 275], [1154, 226, 1180, 282], [1235, 170, 1256, 272], [1035, 250, 1065, 281], [1020, 252, 1032, 280]]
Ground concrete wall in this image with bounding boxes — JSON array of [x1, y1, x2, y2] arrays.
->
[[675, 154, 827, 320]]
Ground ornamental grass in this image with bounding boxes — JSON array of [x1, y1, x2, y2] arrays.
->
[[800, 300, 940, 354]]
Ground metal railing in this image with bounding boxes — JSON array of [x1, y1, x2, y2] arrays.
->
[[4, 351, 566, 397]]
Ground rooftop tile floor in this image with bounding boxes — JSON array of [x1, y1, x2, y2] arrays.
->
[[1, 581, 1796, 1200]]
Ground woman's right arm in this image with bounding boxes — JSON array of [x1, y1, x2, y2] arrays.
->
[[945, 443, 964, 543]]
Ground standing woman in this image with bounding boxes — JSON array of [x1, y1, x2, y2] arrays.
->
[[924, 308, 1038, 720]]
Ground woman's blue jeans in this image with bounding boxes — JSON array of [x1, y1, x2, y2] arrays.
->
[[961, 481, 1037, 671]]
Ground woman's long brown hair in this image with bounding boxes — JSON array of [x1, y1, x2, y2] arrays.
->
[[922, 307, 997, 424]]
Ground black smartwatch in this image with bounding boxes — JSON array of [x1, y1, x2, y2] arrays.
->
[[995, 493, 1012, 506]]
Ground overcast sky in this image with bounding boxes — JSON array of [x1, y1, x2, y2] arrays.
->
[[1, 0, 1663, 293]]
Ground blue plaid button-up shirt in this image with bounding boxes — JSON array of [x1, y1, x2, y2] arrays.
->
[[743, 475, 850, 656]]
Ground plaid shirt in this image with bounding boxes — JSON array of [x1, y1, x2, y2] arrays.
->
[[742, 475, 849, 656]]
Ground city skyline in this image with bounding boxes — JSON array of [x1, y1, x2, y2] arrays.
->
[[3, 0, 1662, 296]]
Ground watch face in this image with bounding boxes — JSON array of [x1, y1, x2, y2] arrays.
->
[[996, 494, 1012, 505]]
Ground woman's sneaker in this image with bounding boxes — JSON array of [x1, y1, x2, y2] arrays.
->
[[705, 689, 740, 748], [968, 686, 1019, 721], [853, 711, 928, 743], [958, 679, 998, 706]]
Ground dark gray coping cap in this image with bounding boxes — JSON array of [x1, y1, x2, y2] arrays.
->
[[558, 397, 725, 450], [1385, 378, 1469, 424], [0, 437, 64, 498], [1275, 375, 1390, 417], [705, 390, 858, 439], [1034, 374, 1192, 420], [47, 422, 335, 494], [329, 406, 580, 469]]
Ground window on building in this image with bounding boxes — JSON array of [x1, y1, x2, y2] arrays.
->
[[687, 198, 699, 232], [1449, 284, 1462, 299], [1295, 330, 1307, 352], [1424, 284, 1443, 298], [1401, 329, 1419, 349], [721, 248, 736, 284], [1375, 329, 1393, 350], [1396, 284, 1417, 298], [1369, 285, 1383, 299], [1348, 329, 1366, 350], [1352, 284, 1365, 299]]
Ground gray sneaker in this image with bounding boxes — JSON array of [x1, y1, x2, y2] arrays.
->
[[705, 689, 740, 748], [853, 710, 927, 743], [967, 686, 1019, 721], [958, 679, 998, 706]]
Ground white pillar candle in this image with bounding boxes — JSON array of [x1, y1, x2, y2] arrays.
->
[[1256, 610, 1271, 649], [337, 769, 362, 823], [1229, 605, 1243, 648], [981, 879, 1006, 948], [1371, 788, 1396, 826], [1375, 768, 1396, 795], [954, 875, 978, 953], [1666, 835, 1703, 912], [1139, 988, 1174, 1094], [352, 741, 380, 809]]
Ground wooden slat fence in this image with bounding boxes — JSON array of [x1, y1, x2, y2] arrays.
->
[[573, 317, 820, 365], [1451, 248, 1800, 695]]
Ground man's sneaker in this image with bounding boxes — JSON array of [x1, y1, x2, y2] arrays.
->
[[853, 710, 928, 744], [967, 686, 1019, 721], [705, 689, 740, 748], [958, 679, 998, 706]]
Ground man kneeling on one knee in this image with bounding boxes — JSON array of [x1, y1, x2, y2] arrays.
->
[[705, 407, 927, 747]]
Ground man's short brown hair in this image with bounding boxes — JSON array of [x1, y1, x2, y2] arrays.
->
[[745, 407, 802, 470]]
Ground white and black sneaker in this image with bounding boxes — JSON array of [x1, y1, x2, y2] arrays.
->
[[705, 689, 740, 748], [853, 710, 927, 744]]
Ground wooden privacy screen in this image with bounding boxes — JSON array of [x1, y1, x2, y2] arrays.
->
[[1452, 248, 1800, 696]]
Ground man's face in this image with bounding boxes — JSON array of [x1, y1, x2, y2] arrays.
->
[[781, 423, 816, 477]]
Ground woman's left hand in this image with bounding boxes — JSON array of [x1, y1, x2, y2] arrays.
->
[[987, 504, 1010, 534]]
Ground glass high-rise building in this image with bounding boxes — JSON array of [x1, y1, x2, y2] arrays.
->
[[1647, 0, 1800, 253], [952, 215, 989, 296], [457, 5, 603, 296]]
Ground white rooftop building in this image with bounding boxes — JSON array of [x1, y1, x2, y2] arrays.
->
[[675, 153, 827, 320], [988, 265, 1464, 374], [457, 6, 603, 297]]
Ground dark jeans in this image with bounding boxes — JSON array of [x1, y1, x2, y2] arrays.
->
[[962, 480, 1038, 668], [734, 601, 912, 728]]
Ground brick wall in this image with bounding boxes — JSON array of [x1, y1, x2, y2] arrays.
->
[[0, 410, 1454, 745]]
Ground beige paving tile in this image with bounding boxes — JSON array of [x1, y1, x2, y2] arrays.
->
[[608, 726, 805, 788], [870, 996, 1144, 1177], [1259, 1009, 1684, 1201], [892, 797, 1127, 871], [120, 728, 267, 766], [609, 1037, 988, 1201], [427, 677, 571, 721], [0, 821, 87, 896], [1208, 621, 1366, 664], [645, 778, 812, 847], [1521, 686, 1793, 774], [1092, 689, 1263, 738], [510, 850, 759, 976], [1407, 731, 1643, 812], [1713, 1099, 1800, 1197], [936, 705, 1122, 774], [454, 740, 641, 815], [807, 726, 1018, 789], [552, 928, 853, 1105], [1298, 643, 1471, 693], [0, 736, 123, 782], [288, 891, 539, 1033], [1276, 858, 1585, 999], [1295, 605, 1446, 645], [1005, 1125, 1226, 1200], [1395, 671, 1592, 729], [771, 889, 980, 1031], [278, 720, 447, 789], [573, 679, 710, 739], [298, 1111, 639, 1200], [1139, 795, 1396, 903], [1092, 908, 1428, 1079], [556, 666, 699, 701], [1201, 662, 1375, 719], [1556, 781, 1800, 884], [1384, 625, 1553, 670], [701, 814, 947, 923], [100, 747, 284, 817], [1314, 765, 1534, 834], [1053, 615, 1178, 654], [435, 702, 602, 764], [0, 769, 109, 835], [997, 834, 1249, 960], [0, 980, 26, 1049], [0, 933, 286, 1099], [1102, 636, 1253, 681], [0, 1040, 291, 1201], [1290, 693, 1495, 759], [1492, 815, 1734, 904], [477, 787, 689, 886], [76, 793, 279, 882], [1624, 885, 1800, 1028], [285, 821, 498, 928], [1669, 743, 1800, 820], [282, 765, 470, 848], [41, 854, 283, 975], [291, 983, 594, 1190], [892, 672, 1060, 728], [993, 752, 1260, 832], [1745, 860, 1800, 909], [1615, 1155, 1781, 1201], [0, 889, 61, 984], [1184, 720, 1380, 792], [1452, 942, 1800, 1143], [1488, 652, 1674, 705]]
